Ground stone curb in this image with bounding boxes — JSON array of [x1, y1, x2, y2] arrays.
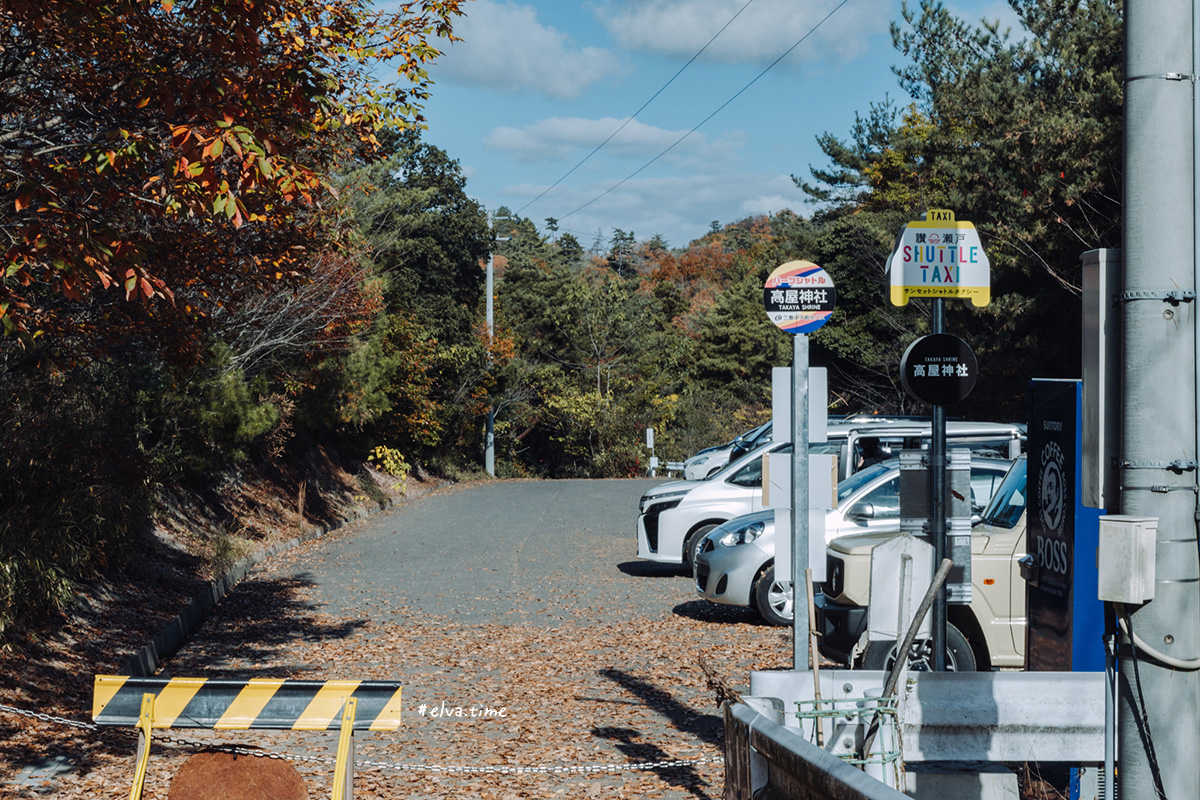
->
[[121, 478, 453, 677]]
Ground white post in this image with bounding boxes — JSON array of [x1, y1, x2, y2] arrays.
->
[[792, 334, 810, 670]]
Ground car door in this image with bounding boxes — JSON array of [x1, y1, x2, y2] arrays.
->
[[835, 473, 902, 537]]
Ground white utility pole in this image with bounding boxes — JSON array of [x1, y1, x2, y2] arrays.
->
[[1119, 0, 1200, 795], [485, 215, 512, 477]]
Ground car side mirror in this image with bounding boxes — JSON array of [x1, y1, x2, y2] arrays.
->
[[848, 502, 875, 524], [1017, 553, 1039, 587]]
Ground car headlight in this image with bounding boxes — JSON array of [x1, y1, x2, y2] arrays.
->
[[640, 490, 689, 513], [719, 521, 765, 547]]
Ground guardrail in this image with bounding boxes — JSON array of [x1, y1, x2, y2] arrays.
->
[[728, 669, 1107, 799], [724, 700, 908, 800]]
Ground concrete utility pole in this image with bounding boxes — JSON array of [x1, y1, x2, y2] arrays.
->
[[485, 216, 512, 478], [485, 244, 496, 477], [1120, 0, 1200, 795]]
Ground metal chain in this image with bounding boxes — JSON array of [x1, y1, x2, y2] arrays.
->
[[2, 703, 725, 777], [0, 702, 101, 732], [154, 730, 724, 775]]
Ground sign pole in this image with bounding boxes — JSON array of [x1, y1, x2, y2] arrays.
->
[[931, 297, 947, 671], [763, 259, 836, 671], [887, 209, 991, 672], [792, 333, 810, 671]]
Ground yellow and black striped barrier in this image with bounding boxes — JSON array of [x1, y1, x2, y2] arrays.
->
[[93, 676, 402, 800], [93, 675, 402, 730]]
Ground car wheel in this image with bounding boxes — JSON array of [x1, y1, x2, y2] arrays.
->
[[861, 622, 977, 672], [753, 564, 793, 626], [683, 523, 719, 568]]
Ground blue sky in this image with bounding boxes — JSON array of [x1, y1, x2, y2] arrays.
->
[[414, 0, 1019, 251]]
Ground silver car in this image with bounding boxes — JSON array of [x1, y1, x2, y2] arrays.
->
[[693, 455, 1014, 625], [640, 420, 1024, 568], [681, 422, 771, 480]]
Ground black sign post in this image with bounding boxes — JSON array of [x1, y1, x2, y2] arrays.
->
[[901, 333, 978, 612], [888, 211, 990, 671], [898, 328, 979, 667]]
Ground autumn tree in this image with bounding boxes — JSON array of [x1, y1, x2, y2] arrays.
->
[[0, 0, 466, 348], [0, 0, 467, 639]]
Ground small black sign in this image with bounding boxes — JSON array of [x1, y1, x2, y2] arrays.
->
[[900, 334, 978, 406]]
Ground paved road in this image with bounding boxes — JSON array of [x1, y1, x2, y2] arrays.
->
[[163, 479, 793, 800], [298, 478, 682, 625]]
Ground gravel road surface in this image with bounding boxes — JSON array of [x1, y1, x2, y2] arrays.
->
[[37, 479, 795, 799]]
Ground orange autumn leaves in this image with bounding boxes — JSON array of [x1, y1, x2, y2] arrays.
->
[[0, 0, 466, 346]]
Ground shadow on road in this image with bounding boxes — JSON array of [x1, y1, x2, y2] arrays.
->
[[671, 599, 772, 626], [170, 575, 368, 677], [592, 726, 717, 800], [598, 668, 722, 747], [617, 560, 688, 578]]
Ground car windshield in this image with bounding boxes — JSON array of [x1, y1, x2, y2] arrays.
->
[[836, 460, 897, 505], [706, 440, 776, 481], [979, 458, 1027, 529]]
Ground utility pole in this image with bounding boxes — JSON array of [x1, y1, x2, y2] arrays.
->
[[485, 215, 512, 477], [1119, 0, 1200, 795], [485, 240, 496, 477]]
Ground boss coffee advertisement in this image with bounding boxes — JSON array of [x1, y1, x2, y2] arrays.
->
[[1026, 380, 1080, 671]]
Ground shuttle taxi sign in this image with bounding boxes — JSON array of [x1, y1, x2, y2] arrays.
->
[[763, 260, 836, 334], [886, 209, 990, 307]]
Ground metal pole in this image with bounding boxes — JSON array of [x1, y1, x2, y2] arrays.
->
[[930, 298, 947, 671], [1104, 630, 1116, 800], [792, 334, 810, 670], [485, 248, 495, 477], [1121, 0, 1200, 794]]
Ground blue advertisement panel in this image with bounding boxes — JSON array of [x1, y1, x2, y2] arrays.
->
[[1026, 379, 1104, 672]]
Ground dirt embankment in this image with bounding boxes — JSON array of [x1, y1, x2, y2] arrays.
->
[[0, 444, 449, 796]]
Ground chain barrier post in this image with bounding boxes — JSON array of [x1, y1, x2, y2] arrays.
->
[[129, 693, 155, 800], [332, 697, 357, 800]]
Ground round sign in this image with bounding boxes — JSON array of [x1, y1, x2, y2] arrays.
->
[[763, 260, 836, 334], [900, 333, 978, 405]]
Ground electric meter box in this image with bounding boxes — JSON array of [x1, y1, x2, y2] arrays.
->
[[1097, 515, 1157, 604]]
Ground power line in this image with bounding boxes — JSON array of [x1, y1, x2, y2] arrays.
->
[[514, 0, 758, 221], [557, 0, 853, 224]]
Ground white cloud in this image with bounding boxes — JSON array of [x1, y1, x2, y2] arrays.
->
[[596, 0, 893, 66], [435, 1, 623, 98], [505, 169, 808, 247], [738, 191, 803, 219], [485, 117, 739, 166]]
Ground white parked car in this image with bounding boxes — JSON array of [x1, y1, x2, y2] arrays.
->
[[692, 455, 1014, 625], [636, 420, 1025, 569], [681, 422, 770, 480]]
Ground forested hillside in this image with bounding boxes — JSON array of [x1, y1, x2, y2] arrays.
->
[[0, 0, 1121, 643]]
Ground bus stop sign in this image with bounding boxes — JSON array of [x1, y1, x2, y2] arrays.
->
[[763, 260, 836, 334]]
